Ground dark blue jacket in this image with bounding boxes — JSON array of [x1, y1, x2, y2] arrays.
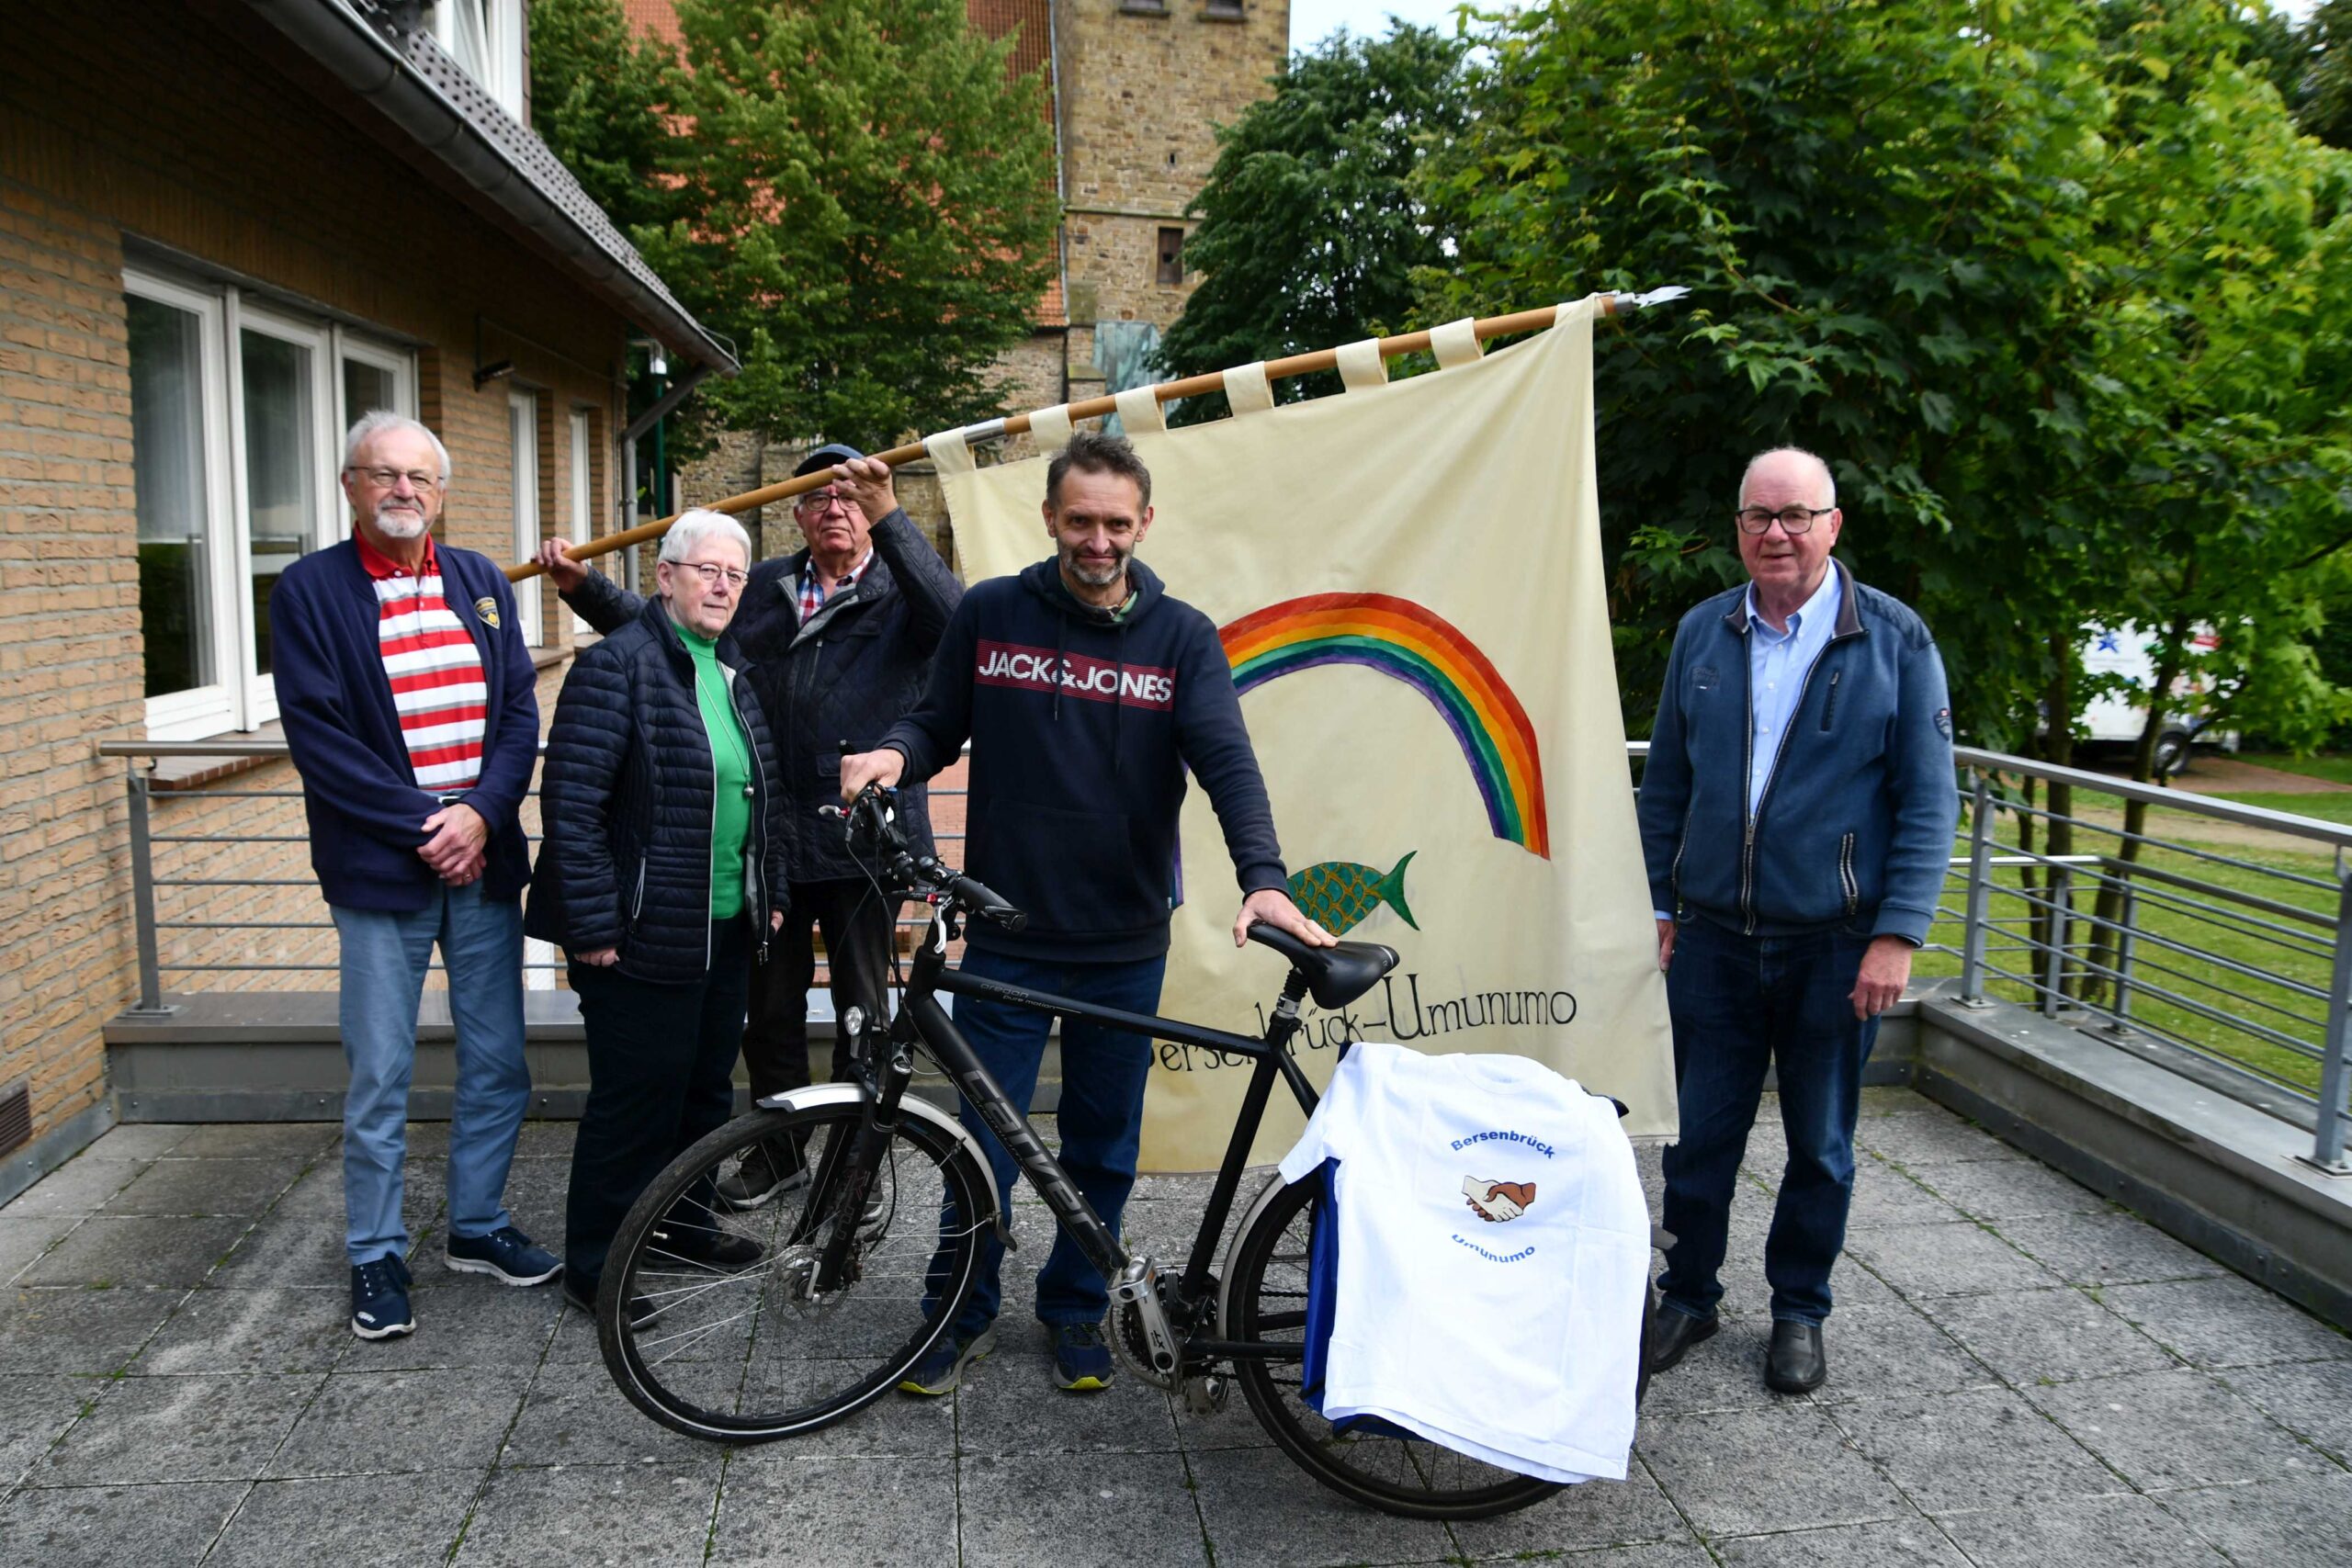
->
[[558, 507, 960, 882], [269, 537, 538, 912], [1636, 561, 1959, 944], [524, 598, 789, 983], [881, 557, 1289, 964]]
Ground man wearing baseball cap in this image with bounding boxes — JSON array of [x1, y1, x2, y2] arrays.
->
[[538, 445, 963, 1205]]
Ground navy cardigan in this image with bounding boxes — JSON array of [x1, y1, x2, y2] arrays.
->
[[269, 536, 540, 911]]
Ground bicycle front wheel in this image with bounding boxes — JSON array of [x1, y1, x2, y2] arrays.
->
[[600, 1102, 991, 1442], [1222, 1173, 1568, 1519]]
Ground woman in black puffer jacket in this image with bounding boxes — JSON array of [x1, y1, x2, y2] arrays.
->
[[525, 510, 788, 1310]]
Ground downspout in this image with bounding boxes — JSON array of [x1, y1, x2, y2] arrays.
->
[[1048, 0, 1070, 403], [615, 360, 714, 593]]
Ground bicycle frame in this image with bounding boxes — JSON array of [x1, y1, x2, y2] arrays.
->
[[854, 901, 1326, 1368]]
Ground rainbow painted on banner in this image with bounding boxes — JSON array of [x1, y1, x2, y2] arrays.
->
[[1219, 593, 1549, 860]]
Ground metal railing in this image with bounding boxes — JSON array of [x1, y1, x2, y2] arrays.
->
[[97, 739, 2352, 1173]]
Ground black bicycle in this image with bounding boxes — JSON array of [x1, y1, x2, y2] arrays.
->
[[594, 785, 1657, 1519]]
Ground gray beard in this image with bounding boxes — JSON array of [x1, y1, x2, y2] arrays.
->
[[372, 506, 429, 540], [1065, 547, 1127, 588]]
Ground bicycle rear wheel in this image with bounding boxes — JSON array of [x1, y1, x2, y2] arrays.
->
[[599, 1102, 991, 1442], [1221, 1174, 1570, 1519]]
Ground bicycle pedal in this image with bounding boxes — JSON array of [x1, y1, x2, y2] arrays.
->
[[1182, 1372, 1228, 1416]]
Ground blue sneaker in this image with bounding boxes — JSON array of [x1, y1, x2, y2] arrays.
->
[[1048, 1321, 1114, 1392], [350, 1255, 415, 1340], [898, 1324, 997, 1396], [445, 1224, 562, 1286]]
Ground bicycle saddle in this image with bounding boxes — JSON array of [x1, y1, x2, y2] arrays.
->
[[1247, 924, 1399, 1010]]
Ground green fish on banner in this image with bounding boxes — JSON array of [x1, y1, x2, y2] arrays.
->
[[1288, 852, 1418, 937]]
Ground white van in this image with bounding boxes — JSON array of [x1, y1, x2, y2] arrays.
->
[[2078, 624, 2237, 777]]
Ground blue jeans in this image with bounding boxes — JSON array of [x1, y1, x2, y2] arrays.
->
[[332, 883, 530, 1267], [934, 949, 1167, 1337], [1657, 913, 1879, 1327]]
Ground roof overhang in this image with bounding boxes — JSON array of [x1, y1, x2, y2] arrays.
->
[[232, 0, 735, 374]]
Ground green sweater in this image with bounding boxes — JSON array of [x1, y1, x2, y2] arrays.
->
[[681, 626, 752, 921]]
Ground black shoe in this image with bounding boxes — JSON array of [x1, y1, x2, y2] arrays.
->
[[1645, 1308, 1718, 1375], [715, 1141, 810, 1211], [648, 1221, 766, 1272], [1766, 1320, 1826, 1393], [349, 1255, 415, 1341], [563, 1276, 653, 1329]]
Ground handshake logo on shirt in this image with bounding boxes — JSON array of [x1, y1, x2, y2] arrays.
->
[[1462, 1177, 1537, 1224]]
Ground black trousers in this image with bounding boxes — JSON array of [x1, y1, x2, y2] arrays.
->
[[565, 917, 750, 1292], [742, 876, 899, 1100]]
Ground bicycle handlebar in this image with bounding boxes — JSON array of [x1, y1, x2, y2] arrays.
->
[[828, 784, 1028, 931]]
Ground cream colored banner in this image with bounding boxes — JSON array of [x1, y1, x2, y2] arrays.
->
[[941, 299, 1675, 1168]]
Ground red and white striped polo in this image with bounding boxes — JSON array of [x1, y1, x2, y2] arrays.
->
[[356, 532, 487, 794]]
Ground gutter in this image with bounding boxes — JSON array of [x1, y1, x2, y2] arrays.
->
[[240, 0, 736, 374]]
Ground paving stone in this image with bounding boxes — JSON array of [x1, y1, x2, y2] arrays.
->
[[1803, 1303, 1997, 1404], [269, 1367, 528, 1476], [1912, 1158, 2113, 1221], [711, 1452, 957, 1564], [2158, 1470, 2352, 1568], [496, 1364, 718, 1468], [1184, 1443, 1445, 1568], [1832, 1385, 2121, 1515], [493, 1159, 572, 1239], [1859, 1087, 1940, 1117], [7, 1158, 149, 1217], [1445, 1458, 1694, 1558], [207, 1471, 477, 1566], [1918, 1288, 2176, 1386], [0, 1285, 181, 1374], [953, 1348, 1181, 1452], [2025, 1367, 2333, 1490], [511, 1121, 578, 1159], [137, 1286, 353, 1375], [0, 1213, 75, 1286], [83, 1124, 194, 1158], [166, 1123, 338, 1158], [721, 1369, 959, 1458], [366, 1272, 565, 1371], [20, 1214, 251, 1289], [103, 1157, 308, 1218], [454, 1460, 722, 1567], [33, 1371, 322, 1484], [1840, 1166, 1965, 1231], [1636, 1404, 1909, 1536], [1170, 1377, 1276, 1450], [1996, 1212, 2225, 1288], [1856, 1113, 2029, 1167], [1715, 1231, 1905, 1315], [2100, 1275, 2352, 1369], [0, 1375, 103, 1485], [1935, 1491, 2228, 1566], [1838, 1222, 2060, 1300], [2223, 1357, 2352, 1463], [959, 1451, 1204, 1568], [1712, 1517, 1970, 1566], [0, 1481, 245, 1566], [210, 1211, 356, 1290], [1637, 1316, 1786, 1417]]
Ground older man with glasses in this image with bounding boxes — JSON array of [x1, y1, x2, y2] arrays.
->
[[537, 443, 961, 1208], [272, 412, 558, 1343], [1634, 446, 1958, 1396]]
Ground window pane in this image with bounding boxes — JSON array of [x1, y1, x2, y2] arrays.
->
[[130, 296, 215, 698], [343, 358, 396, 433], [241, 329, 317, 677]]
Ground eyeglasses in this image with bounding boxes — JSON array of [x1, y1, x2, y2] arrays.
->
[[349, 466, 441, 491], [794, 490, 853, 514], [1735, 505, 1834, 535], [677, 561, 748, 589]]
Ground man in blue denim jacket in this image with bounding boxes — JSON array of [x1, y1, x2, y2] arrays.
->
[[1635, 446, 1959, 1394]]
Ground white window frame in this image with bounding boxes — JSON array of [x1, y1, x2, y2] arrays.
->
[[511, 389, 543, 648], [568, 409, 594, 637], [432, 0, 528, 122], [128, 265, 415, 739], [126, 268, 241, 741]]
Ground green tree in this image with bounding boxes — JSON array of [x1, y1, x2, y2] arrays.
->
[[639, 0, 1060, 446], [2301, 0, 2352, 147], [527, 0, 678, 233], [1156, 24, 1471, 414]]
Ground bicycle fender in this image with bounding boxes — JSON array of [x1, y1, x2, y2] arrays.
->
[[755, 1083, 1013, 1248], [1216, 1170, 1299, 1337]]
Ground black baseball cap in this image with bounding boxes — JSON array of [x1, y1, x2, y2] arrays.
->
[[793, 442, 864, 478]]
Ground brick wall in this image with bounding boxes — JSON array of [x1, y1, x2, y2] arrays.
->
[[0, 6, 649, 1147]]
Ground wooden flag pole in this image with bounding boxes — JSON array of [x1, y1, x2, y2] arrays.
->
[[509, 294, 1657, 582]]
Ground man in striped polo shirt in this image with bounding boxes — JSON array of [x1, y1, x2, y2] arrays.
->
[[273, 412, 559, 1342]]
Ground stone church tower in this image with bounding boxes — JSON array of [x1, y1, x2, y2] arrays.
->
[[623, 0, 1290, 547]]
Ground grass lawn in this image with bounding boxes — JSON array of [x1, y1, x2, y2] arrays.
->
[[2210, 791, 2352, 827], [2233, 752, 2352, 786], [1917, 803, 2338, 1097]]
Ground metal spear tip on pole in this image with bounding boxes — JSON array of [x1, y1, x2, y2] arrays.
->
[[1616, 287, 1691, 311]]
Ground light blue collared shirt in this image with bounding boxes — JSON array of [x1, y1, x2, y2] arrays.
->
[[1743, 566, 1843, 816]]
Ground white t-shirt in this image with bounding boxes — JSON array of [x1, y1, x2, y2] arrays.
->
[[1276, 1041, 1649, 1483]]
